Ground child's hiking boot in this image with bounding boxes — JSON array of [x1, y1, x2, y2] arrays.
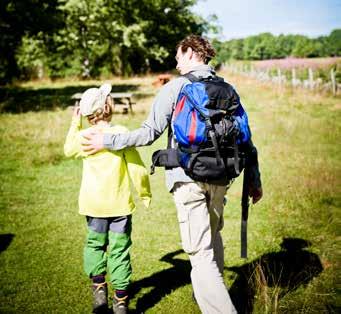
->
[[112, 295, 129, 314], [92, 282, 108, 313]]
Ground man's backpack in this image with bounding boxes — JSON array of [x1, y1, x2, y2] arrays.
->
[[151, 73, 251, 183]]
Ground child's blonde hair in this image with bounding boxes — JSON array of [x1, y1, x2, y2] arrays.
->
[[87, 96, 114, 125]]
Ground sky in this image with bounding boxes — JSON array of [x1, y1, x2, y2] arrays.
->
[[192, 0, 341, 40]]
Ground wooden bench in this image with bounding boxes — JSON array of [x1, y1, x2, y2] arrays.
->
[[71, 92, 135, 113]]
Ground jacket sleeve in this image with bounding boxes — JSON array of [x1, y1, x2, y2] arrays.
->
[[103, 77, 187, 150], [234, 93, 261, 190], [64, 117, 87, 158], [242, 139, 262, 190], [124, 147, 152, 208]]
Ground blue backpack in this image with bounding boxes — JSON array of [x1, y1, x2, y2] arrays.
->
[[151, 73, 251, 182]]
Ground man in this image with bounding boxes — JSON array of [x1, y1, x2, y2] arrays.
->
[[82, 35, 262, 314]]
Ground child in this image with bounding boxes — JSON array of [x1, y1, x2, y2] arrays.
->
[[64, 83, 151, 314]]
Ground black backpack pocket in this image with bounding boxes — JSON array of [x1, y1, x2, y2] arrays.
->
[[150, 149, 180, 174], [188, 153, 227, 181], [179, 149, 245, 182]]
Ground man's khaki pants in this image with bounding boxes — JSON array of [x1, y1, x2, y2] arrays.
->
[[173, 182, 237, 314]]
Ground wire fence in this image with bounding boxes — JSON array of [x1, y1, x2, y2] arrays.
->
[[223, 63, 340, 96]]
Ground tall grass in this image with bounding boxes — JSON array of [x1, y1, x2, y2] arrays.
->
[[0, 72, 340, 313]]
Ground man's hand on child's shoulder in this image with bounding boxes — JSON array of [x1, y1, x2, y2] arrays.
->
[[81, 129, 105, 155]]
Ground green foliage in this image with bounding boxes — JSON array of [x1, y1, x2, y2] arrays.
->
[[230, 39, 244, 60], [292, 36, 319, 58], [213, 30, 341, 63], [0, 0, 63, 83], [252, 33, 277, 60], [328, 29, 341, 56], [15, 34, 47, 80], [1, 0, 207, 81]]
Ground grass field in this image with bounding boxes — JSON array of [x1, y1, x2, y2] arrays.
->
[[0, 71, 340, 313]]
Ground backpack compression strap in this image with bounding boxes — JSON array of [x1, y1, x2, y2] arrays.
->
[[185, 72, 240, 173], [182, 72, 224, 166]]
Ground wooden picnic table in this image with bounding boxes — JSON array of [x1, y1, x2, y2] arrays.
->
[[71, 92, 135, 113]]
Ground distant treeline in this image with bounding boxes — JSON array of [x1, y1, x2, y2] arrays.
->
[[212, 30, 341, 64], [1, 1, 340, 84], [0, 0, 208, 83]]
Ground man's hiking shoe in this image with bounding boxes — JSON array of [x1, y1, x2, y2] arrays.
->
[[92, 282, 108, 313], [112, 295, 128, 314]]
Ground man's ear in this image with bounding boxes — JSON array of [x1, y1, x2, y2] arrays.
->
[[104, 96, 114, 113], [104, 102, 111, 114]]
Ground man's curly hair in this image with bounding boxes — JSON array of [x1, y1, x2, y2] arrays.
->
[[176, 35, 216, 64]]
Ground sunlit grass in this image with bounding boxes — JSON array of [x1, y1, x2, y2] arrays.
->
[[0, 72, 339, 313]]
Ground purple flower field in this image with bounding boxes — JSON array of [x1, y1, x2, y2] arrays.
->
[[251, 57, 340, 71]]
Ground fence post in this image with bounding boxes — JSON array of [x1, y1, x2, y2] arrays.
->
[[331, 69, 337, 96], [277, 68, 282, 85], [292, 68, 296, 87], [308, 68, 314, 90], [250, 65, 254, 76]]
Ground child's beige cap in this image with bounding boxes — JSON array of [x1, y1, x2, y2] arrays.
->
[[79, 83, 112, 116]]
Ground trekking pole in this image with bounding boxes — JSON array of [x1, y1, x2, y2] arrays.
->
[[241, 166, 250, 258]]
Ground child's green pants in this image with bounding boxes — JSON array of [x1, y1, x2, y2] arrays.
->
[[83, 216, 132, 290]]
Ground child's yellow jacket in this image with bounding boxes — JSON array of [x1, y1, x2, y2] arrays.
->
[[64, 117, 151, 217]]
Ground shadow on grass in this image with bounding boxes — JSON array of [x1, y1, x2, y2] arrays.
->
[[130, 249, 191, 313], [0, 233, 14, 253], [0, 83, 139, 113], [228, 237, 323, 314]]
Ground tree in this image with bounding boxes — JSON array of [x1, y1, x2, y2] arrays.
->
[[327, 29, 341, 56], [250, 33, 276, 60], [44, 0, 208, 77], [242, 35, 259, 60], [214, 30, 341, 64], [1, 0, 208, 81], [292, 36, 316, 57], [229, 39, 244, 60], [0, 0, 63, 83], [212, 39, 231, 65], [275, 34, 296, 58]]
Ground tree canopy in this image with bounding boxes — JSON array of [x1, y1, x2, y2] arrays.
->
[[213, 30, 341, 65], [1, 0, 207, 83], [0, 0, 63, 82], [1, 0, 340, 83]]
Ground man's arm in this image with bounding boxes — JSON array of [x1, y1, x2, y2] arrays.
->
[[82, 78, 186, 154]]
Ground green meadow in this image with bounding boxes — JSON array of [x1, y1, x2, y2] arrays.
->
[[0, 72, 340, 313]]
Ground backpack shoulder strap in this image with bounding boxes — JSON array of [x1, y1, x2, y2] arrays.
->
[[184, 72, 224, 84], [213, 75, 225, 82], [182, 72, 201, 82], [168, 74, 198, 147], [167, 120, 173, 149]]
